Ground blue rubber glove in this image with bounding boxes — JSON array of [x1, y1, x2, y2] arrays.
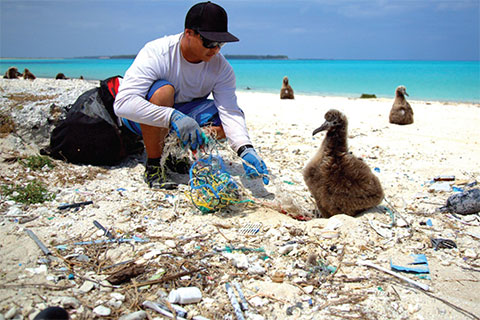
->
[[170, 110, 206, 150], [239, 147, 269, 185]]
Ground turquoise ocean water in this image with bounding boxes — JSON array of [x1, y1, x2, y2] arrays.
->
[[1, 58, 479, 103]]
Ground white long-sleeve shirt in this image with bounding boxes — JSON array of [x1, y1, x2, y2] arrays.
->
[[114, 33, 251, 152]]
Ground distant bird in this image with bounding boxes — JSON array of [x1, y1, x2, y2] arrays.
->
[[3, 67, 21, 79], [389, 85, 413, 125], [303, 109, 384, 218], [280, 76, 294, 99], [55, 73, 68, 80], [23, 68, 36, 80]]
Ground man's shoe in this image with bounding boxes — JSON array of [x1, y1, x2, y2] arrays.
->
[[144, 164, 178, 190], [165, 155, 191, 174]]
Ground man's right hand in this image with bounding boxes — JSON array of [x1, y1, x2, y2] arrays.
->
[[170, 110, 206, 150]]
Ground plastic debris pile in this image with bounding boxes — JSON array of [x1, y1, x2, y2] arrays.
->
[[186, 154, 249, 213]]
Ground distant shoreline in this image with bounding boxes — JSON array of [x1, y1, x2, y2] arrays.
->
[[79, 54, 291, 60], [2, 59, 478, 103], [0, 54, 290, 60], [2, 56, 478, 62], [1, 77, 478, 105]]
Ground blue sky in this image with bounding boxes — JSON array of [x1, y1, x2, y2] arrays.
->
[[1, 0, 479, 60]]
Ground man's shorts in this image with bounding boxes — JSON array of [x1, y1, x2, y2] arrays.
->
[[121, 79, 221, 136]]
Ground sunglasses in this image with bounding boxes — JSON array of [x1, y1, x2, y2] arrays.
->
[[199, 34, 225, 49]]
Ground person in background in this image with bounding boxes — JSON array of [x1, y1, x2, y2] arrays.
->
[[114, 1, 269, 189]]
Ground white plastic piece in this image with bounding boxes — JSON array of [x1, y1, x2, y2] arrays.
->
[[168, 287, 202, 304]]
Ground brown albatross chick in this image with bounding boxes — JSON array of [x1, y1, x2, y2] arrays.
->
[[389, 85, 413, 125], [23, 68, 36, 80], [3, 67, 21, 79], [280, 76, 294, 99], [303, 109, 384, 218], [55, 73, 68, 80]]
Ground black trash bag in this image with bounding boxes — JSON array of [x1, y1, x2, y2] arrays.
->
[[41, 76, 143, 165], [34, 306, 69, 320], [439, 188, 480, 215]]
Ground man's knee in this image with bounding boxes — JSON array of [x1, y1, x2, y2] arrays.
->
[[149, 84, 175, 107], [204, 125, 226, 140]]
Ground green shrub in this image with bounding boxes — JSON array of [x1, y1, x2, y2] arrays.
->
[[1, 180, 56, 204], [360, 93, 377, 99], [20, 155, 55, 170]]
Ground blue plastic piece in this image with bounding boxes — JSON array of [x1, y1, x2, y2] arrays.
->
[[390, 254, 430, 274]]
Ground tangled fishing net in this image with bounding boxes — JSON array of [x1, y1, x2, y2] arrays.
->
[[163, 132, 250, 213], [187, 154, 252, 213]]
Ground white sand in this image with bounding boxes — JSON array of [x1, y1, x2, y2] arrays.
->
[[0, 79, 479, 319]]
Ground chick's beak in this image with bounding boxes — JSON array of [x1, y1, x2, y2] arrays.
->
[[312, 121, 330, 136]]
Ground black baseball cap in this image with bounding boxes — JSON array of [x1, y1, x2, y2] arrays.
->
[[185, 1, 239, 42]]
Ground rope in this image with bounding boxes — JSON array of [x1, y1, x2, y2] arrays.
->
[[186, 154, 251, 213], [163, 132, 251, 214]]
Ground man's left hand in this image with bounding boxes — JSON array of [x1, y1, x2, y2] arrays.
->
[[239, 147, 269, 185]]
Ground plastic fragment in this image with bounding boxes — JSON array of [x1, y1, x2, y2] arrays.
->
[[57, 200, 93, 210], [439, 188, 480, 215], [358, 260, 429, 291], [238, 222, 262, 235], [233, 281, 249, 311], [93, 220, 116, 239], [25, 229, 52, 257], [74, 237, 149, 245], [434, 175, 455, 181], [225, 282, 245, 320], [286, 302, 303, 316], [390, 254, 430, 274], [142, 301, 187, 320], [431, 238, 457, 250]]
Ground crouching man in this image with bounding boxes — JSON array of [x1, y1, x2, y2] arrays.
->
[[114, 1, 268, 189]]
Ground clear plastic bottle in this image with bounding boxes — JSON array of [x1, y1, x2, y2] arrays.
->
[[168, 287, 202, 304]]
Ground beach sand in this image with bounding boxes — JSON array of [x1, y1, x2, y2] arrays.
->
[[0, 78, 479, 319]]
